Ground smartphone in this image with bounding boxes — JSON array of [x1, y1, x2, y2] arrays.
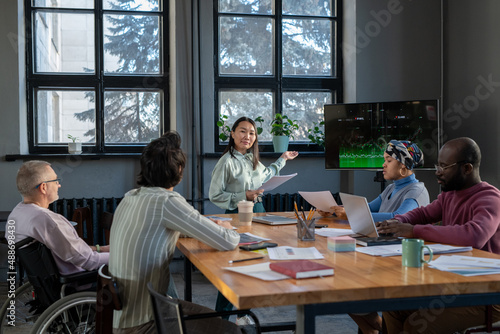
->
[[315, 224, 328, 228], [239, 242, 278, 251]]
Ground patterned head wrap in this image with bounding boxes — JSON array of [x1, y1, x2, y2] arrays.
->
[[385, 140, 424, 170]]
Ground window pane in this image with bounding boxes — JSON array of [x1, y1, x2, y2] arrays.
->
[[282, 91, 332, 141], [219, 17, 274, 76], [36, 90, 95, 144], [104, 14, 161, 74], [282, 0, 333, 16], [33, 0, 93, 9], [104, 91, 161, 143], [282, 18, 332, 76], [219, 90, 274, 141], [104, 0, 160, 11], [35, 12, 94, 73], [219, 0, 273, 14]]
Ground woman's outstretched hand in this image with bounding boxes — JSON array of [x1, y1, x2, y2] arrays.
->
[[281, 151, 299, 160]]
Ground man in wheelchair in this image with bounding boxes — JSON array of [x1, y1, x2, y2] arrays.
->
[[10, 160, 109, 275]]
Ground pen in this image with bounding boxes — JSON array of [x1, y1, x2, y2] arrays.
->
[[228, 256, 264, 264]]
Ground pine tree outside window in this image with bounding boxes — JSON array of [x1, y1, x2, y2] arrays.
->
[[214, 0, 342, 152], [26, 0, 168, 154]]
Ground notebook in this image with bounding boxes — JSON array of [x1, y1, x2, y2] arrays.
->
[[269, 260, 334, 279], [252, 215, 297, 225]]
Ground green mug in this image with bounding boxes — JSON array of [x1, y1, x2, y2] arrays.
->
[[402, 238, 433, 267]]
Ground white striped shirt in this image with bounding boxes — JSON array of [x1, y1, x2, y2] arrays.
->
[[109, 187, 240, 329]]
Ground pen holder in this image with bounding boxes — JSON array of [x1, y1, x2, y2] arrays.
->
[[297, 218, 315, 241]]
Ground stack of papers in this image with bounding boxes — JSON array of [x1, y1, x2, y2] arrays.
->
[[238, 232, 270, 245], [429, 255, 500, 276], [355, 243, 472, 257]]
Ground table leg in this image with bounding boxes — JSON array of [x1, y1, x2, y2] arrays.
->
[[183, 256, 192, 302]]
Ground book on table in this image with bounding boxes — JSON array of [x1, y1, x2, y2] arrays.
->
[[269, 260, 334, 279]]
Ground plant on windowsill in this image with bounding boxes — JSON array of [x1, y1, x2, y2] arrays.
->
[[67, 134, 82, 155], [217, 115, 264, 142], [270, 113, 299, 152], [307, 121, 325, 149]]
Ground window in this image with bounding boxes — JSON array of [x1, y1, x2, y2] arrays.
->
[[214, 0, 342, 152], [26, 0, 168, 154]]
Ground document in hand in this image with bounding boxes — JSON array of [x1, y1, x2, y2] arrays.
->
[[258, 173, 297, 191], [298, 191, 338, 212], [270, 260, 334, 279]]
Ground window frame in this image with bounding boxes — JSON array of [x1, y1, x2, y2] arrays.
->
[[25, 0, 170, 154], [213, 0, 343, 153]]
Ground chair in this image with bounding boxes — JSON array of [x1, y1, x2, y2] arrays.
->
[[0, 237, 98, 333], [147, 282, 261, 334], [72, 206, 94, 245], [99, 211, 114, 245], [462, 305, 500, 333], [96, 264, 122, 334]]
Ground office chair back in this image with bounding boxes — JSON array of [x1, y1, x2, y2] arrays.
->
[[96, 264, 122, 334], [16, 237, 62, 310], [72, 206, 94, 245], [147, 282, 186, 334]]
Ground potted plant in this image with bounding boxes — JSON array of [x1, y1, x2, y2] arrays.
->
[[217, 115, 264, 142], [67, 134, 82, 154], [270, 113, 299, 152], [307, 121, 325, 149]]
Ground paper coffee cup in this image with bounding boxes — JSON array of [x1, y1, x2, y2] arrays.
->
[[237, 200, 254, 224]]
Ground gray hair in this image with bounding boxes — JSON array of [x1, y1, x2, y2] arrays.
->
[[16, 160, 52, 197]]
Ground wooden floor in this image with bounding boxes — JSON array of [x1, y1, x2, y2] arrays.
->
[[0, 271, 360, 334]]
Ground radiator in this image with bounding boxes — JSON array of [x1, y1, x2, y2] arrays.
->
[[49, 197, 122, 244]]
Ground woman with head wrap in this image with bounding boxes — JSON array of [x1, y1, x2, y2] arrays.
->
[[320, 139, 430, 223], [320, 140, 430, 334]]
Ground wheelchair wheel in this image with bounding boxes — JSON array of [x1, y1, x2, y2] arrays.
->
[[30, 291, 96, 334], [0, 282, 39, 333]]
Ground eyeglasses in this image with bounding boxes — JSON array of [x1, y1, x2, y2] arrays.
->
[[434, 161, 468, 173], [35, 178, 61, 189]]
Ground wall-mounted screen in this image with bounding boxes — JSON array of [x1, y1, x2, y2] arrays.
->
[[324, 100, 440, 169]]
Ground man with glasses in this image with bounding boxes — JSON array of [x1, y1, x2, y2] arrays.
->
[[9, 160, 109, 275], [376, 137, 500, 333]]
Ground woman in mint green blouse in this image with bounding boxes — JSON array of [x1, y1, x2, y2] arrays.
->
[[209, 116, 298, 213], [210, 116, 298, 324]]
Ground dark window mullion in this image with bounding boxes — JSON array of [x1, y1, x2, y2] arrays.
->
[[275, 0, 283, 118], [96, 0, 104, 153]]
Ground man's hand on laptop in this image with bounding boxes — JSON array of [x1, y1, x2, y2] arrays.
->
[[376, 219, 414, 238]]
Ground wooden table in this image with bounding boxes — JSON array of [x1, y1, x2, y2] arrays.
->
[[176, 213, 500, 333]]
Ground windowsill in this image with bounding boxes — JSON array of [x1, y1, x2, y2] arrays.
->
[[4, 153, 142, 161], [203, 151, 325, 158]]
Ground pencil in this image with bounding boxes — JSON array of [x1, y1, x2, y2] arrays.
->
[[228, 256, 265, 264]]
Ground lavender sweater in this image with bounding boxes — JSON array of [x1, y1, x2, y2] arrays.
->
[[395, 182, 500, 255]]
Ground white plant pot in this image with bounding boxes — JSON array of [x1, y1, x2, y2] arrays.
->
[[272, 135, 289, 153], [68, 142, 82, 154]]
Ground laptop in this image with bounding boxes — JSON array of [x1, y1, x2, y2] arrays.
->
[[339, 193, 379, 237], [339, 193, 401, 247], [252, 215, 297, 225]]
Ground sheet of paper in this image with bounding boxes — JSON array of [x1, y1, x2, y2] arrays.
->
[[223, 262, 290, 281], [258, 173, 297, 192], [315, 228, 354, 238], [355, 244, 473, 257], [267, 246, 324, 260], [429, 255, 500, 276], [205, 215, 232, 221], [298, 191, 338, 212]]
